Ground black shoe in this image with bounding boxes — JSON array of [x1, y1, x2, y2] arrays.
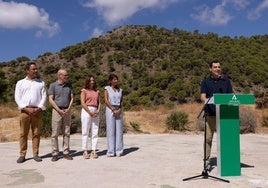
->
[[63, 154, 73, 160], [51, 155, 58, 162], [33, 155, 42, 162], [17, 156, 25, 163]]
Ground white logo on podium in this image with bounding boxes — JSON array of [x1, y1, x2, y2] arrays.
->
[[229, 95, 240, 105], [232, 95, 237, 100]]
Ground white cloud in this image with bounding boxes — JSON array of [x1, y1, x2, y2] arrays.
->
[[0, 0, 60, 37], [224, 0, 250, 10], [82, 0, 179, 26], [191, 0, 254, 26], [192, 4, 232, 26], [92, 27, 103, 37], [248, 0, 268, 20]]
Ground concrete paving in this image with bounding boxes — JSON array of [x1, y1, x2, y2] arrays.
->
[[0, 133, 268, 188]]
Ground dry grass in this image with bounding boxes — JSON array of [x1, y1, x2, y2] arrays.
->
[[0, 117, 20, 142], [253, 106, 268, 133], [124, 103, 205, 134], [1, 103, 268, 142], [0, 103, 20, 119], [0, 104, 20, 142]]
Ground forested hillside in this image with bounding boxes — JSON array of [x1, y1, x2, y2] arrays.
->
[[0, 25, 267, 109]]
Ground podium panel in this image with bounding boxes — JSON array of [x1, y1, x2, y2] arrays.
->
[[217, 105, 240, 176], [214, 94, 254, 177]]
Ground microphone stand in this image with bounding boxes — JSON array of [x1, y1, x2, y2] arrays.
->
[[182, 96, 229, 183]]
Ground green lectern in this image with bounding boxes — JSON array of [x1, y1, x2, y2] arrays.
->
[[214, 94, 255, 176]]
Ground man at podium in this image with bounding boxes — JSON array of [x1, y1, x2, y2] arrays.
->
[[200, 60, 233, 170]]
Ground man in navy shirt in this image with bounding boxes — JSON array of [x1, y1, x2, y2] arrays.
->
[[200, 60, 233, 170]]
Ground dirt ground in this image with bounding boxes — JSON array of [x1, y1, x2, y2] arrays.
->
[[1, 133, 268, 188]]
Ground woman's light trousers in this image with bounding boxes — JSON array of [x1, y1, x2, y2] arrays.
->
[[81, 106, 99, 151]]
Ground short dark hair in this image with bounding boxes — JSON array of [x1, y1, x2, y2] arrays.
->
[[25, 62, 36, 70], [209, 60, 220, 68]]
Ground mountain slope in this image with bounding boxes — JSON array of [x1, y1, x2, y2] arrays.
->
[[0, 25, 268, 109]]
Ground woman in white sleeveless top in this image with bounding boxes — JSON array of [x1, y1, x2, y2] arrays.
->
[[104, 74, 123, 157]]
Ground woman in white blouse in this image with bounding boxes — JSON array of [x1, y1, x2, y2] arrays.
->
[[104, 74, 123, 157]]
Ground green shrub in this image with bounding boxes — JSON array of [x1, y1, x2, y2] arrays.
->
[[163, 102, 175, 109], [70, 114, 81, 134], [166, 111, 189, 131], [41, 105, 52, 138], [261, 116, 268, 127], [98, 106, 107, 137], [129, 121, 140, 132], [240, 109, 256, 134]]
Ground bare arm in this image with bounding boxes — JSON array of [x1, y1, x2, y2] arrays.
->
[[200, 93, 207, 103], [104, 90, 114, 111], [49, 95, 60, 112], [67, 93, 74, 112], [97, 90, 101, 113]]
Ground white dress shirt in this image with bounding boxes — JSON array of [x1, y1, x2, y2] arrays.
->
[[15, 77, 47, 110]]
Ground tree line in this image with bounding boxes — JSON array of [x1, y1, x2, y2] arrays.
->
[[0, 25, 267, 109]]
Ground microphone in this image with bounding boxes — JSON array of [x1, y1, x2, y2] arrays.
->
[[218, 75, 226, 80]]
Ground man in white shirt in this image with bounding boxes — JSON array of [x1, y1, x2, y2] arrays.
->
[[15, 62, 47, 163]]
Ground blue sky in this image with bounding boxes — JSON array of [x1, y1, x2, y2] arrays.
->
[[0, 0, 268, 62]]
